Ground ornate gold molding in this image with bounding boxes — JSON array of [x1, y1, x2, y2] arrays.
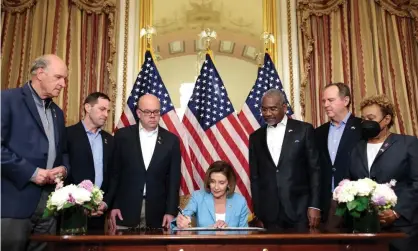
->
[[138, 0, 153, 68], [287, 0, 294, 108], [1, 0, 37, 13], [122, 0, 130, 117], [262, 0, 278, 65]]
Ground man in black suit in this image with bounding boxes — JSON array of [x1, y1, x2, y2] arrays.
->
[[249, 89, 321, 230], [66, 92, 114, 230], [315, 83, 362, 229], [108, 94, 181, 230]]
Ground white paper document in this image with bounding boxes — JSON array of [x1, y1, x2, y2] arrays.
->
[[173, 227, 265, 231]]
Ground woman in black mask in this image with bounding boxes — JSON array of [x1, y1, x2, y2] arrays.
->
[[348, 95, 418, 251]]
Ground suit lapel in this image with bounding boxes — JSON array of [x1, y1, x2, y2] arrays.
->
[[135, 125, 147, 171], [370, 135, 396, 173], [101, 131, 110, 174], [224, 196, 234, 226], [335, 115, 357, 158], [277, 119, 295, 168], [260, 126, 276, 167], [147, 127, 163, 172], [76, 122, 95, 176], [22, 83, 45, 136], [204, 192, 216, 222], [357, 140, 369, 174], [51, 107, 59, 147]]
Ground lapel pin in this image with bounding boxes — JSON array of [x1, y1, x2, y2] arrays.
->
[[384, 143, 389, 147], [104, 138, 108, 144], [288, 129, 293, 132], [380, 149, 384, 152], [351, 126, 355, 130], [294, 140, 300, 143]]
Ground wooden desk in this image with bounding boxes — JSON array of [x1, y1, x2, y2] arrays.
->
[[31, 230, 406, 251]]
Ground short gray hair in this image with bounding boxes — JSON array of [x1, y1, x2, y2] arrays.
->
[[262, 88, 286, 105], [30, 56, 50, 75]]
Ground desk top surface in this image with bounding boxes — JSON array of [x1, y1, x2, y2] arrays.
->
[[31, 229, 407, 243]]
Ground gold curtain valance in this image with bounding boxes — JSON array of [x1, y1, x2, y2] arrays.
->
[[1, 0, 37, 13], [71, 0, 116, 14]]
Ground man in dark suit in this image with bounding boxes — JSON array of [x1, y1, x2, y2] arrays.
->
[[66, 92, 114, 230], [315, 83, 362, 229], [1, 54, 69, 251], [249, 89, 321, 230], [108, 94, 181, 230]]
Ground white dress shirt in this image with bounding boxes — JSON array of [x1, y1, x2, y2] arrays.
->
[[367, 142, 383, 171], [139, 123, 158, 195], [266, 116, 288, 166]]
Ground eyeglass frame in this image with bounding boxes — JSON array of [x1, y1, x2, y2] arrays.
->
[[137, 108, 161, 116]]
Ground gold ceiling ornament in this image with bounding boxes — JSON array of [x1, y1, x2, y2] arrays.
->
[[198, 28, 217, 51], [140, 26, 157, 49]]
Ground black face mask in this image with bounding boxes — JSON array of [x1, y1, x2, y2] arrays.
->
[[361, 118, 384, 139]]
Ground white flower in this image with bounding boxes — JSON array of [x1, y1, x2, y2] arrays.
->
[[333, 180, 358, 203], [355, 178, 377, 196], [50, 184, 77, 210], [71, 187, 92, 205]]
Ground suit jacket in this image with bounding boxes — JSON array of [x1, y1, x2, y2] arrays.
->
[[110, 125, 181, 228], [171, 190, 249, 229], [249, 119, 321, 226], [66, 121, 114, 229], [1, 82, 69, 218], [349, 134, 418, 230], [315, 115, 363, 221]]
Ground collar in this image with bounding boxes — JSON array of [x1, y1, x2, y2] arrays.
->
[[81, 120, 102, 135], [268, 115, 288, 128], [330, 112, 351, 127], [138, 122, 158, 135], [28, 81, 53, 109]]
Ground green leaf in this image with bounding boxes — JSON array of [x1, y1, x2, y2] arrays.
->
[[347, 200, 358, 211], [351, 211, 361, 218], [42, 209, 52, 218], [335, 206, 347, 216], [83, 204, 93, 210], [63, 203, 73, 209]]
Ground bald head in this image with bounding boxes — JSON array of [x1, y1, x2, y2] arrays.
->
[[30, 54, 68, 99], [138, 94, 160, 110], [136, 94, 161, 131]]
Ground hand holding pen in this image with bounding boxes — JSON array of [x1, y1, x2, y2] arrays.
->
[[176, 206, 192, 229]]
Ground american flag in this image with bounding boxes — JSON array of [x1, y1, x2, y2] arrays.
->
[[182, 53, 252, 209], [116, 50, 196, 195], [238, 52, 294, 135]]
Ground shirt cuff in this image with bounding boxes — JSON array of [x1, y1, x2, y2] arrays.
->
[[309, 207, 321, 211], [30, 167, 39, 182]]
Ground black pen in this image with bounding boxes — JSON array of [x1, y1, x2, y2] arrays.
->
[[177, 206, 185, 216]]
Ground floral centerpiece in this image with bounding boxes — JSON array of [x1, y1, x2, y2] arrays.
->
[[43, 179, 104, 235], [333, 178, 397, 233]]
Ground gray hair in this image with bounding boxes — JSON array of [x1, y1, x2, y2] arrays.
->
[[262, 88, 286, 105], [30, 56, 50, 75]]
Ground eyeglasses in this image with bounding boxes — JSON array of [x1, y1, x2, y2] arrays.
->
[[138, 109, 160, 116]]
